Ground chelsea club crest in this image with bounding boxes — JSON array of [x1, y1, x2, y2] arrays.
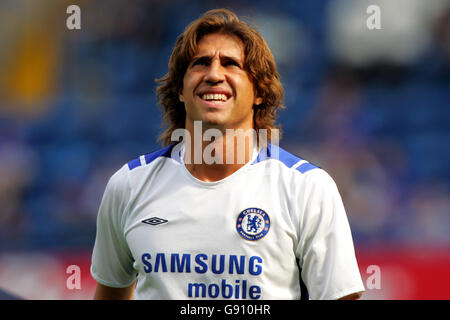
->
[[236, 208, 270, 241]]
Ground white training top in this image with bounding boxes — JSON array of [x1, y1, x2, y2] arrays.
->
[[90, 142, 365, 300]]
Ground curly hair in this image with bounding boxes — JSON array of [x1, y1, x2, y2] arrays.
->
[[156, 8, 285, 146]]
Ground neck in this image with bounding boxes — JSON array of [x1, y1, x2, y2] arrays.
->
[[183, 124, 256, 182]]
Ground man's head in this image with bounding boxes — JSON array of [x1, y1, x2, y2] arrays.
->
[[157, 8, 285, 145]]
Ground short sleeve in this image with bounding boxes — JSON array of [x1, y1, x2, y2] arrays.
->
[[296, 169, 365, 300], [90, 165, 137, 288]]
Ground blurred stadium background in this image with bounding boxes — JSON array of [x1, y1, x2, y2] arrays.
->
[[0, 0, 449, 299]]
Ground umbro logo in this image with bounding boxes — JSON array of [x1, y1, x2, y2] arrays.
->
[[142, 217, 168, 226]]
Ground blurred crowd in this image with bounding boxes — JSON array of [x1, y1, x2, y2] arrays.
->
[[0, 0, 449, 251]]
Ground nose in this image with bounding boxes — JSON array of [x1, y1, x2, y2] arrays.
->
[[204, 59, 225, 84]]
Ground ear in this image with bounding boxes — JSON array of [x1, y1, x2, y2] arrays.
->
[[179, 87, 185, 102], [254, 96, 263, 106]]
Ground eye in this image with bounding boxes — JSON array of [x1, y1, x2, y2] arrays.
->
[[191, 57, 209, 67], [223, 59, 240, 68]]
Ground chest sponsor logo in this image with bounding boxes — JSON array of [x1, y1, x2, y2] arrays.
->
[[142, 217, 168, 226], [236, 208, 270, 241]]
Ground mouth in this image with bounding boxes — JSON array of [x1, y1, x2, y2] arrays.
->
[[196, 91, 232, 106]]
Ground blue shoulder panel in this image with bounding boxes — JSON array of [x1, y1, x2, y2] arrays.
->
[[296, 162, 318, 174], [276, 145, 303, 168], [128, 144, 176, 171], [253, 143, 319, 174], [144, 144, 175, 165], [127, 158, 142, 170]]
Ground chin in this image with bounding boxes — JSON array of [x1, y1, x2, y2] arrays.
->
[[200, 114, 228, 127], [202, 119, 226, 128]]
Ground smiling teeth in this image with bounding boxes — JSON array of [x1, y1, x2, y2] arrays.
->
[[202, 93, 227, 101]]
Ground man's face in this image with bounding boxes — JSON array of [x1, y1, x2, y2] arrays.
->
[[179, 32, 262, 130]]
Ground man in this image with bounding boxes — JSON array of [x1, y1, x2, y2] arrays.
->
[[91, 8, 365, 300]]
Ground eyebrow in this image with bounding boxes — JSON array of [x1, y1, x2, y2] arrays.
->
[[190, 54, 243, 68]]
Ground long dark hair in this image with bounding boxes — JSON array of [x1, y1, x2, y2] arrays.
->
[[156, 8, 285, 146]]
